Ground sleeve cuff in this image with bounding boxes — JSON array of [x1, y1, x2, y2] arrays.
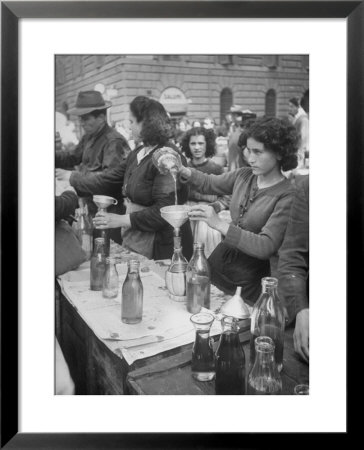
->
[[223, 224, 241, 248]]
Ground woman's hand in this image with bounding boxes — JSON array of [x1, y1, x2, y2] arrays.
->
[[293, 308, 309, 363], [93, 212, 130, 230], [55, 168, 72, 183], [178, 166, 192, 180], [188, 204, 229, 235]]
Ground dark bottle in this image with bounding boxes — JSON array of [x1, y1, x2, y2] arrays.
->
[[90, 237, 106, 291], [250, 277, 285, 372], [215, 316, 246, 395], [93, 228, 110, 257], [190, 312, 215, 381], [247, 336, 282, 395], [186, 243, 211, 314], [121, 260, 143, 324]]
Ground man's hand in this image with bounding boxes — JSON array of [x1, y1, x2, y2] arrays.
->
[[55, 168, 72, 183], [293, 308, 309, 363], [188, 204, 229, 235], [93, 212, 130, 230]]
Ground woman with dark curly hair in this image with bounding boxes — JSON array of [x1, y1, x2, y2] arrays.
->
[[181, 127, 230, 257], [178, 117, 298, 304], [93, 96, 193, 260]]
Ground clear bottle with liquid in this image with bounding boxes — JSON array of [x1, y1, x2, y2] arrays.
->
[[190, 312, 215, 381], [121, 260, 143, 324], [90, 237, 106, 291], [74, 204, 93, 260], [102, 256, 119, 299], [215, 316, 246, 395], [165, 236, 188, 301], [186, 243, 211, 314], [250, 277, 285, 372], [247, 336, 282, 395]]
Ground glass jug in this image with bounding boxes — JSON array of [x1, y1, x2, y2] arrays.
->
[[215, 316, 246, 395], [190, 312, 215, 381]]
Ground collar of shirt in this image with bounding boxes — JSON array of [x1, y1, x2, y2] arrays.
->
[[136, 144, 157, 164]]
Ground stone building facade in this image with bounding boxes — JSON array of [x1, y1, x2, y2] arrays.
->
[[55, 54, 309, 130]]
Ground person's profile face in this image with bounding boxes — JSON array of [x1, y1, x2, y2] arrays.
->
[[288, 102, 298, 116], [245, 137, 281, 176], [129, 112, 143, 141]]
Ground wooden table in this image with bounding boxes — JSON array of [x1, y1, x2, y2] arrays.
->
[[126, 327, 308, 395], [56, 264, 308, 395]]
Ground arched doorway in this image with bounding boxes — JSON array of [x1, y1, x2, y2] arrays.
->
[[220, 88, 233, 124], [265, 89, 277, 117]]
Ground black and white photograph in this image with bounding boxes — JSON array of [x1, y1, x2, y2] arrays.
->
[[2, 1, 355, 443], [55, 54, 310, 396]]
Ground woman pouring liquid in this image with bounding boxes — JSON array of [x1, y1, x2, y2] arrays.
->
[[178, 117, 298, 305], [92, 96, 193, 261]]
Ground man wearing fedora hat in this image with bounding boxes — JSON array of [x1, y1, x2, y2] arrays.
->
[[55, 90, 130, 243]]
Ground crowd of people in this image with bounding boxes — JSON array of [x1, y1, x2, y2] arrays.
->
[[55, 90, 309, 392]]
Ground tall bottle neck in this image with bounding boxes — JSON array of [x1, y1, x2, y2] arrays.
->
[[261, 277, 279, 295]]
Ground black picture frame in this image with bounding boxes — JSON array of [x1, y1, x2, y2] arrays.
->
[[1, 1, 361, 447]]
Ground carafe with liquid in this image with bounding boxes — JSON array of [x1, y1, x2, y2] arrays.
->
[[190, 312, 215, 381], [186, 243, 211, 314], [215, 316, 246, 395]]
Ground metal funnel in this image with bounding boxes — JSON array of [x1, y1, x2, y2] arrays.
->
[[220, 286, 251, 319], [160, 205, 190, 229], [93, 195, 118, 210]]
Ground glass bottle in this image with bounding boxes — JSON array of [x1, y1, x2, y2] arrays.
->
[[247, 336, 282, 395], [93, 228, 110, 257], [186, 243, 211, 314], [121, 260, 143, 324], [102, 256, 119, 299], [190, 312, 215, 381], [90, 237, 106, 291], [74, 204, 93, 260], [215, 316, 246, 395], [165, 236, 188, 301], [250, 277, 285, 372]]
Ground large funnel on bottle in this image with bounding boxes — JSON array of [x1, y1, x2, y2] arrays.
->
[[160, 205, 190, 230], [93, 195, 118, 210]]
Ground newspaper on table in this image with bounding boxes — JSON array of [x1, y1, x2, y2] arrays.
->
[[57, 257, 241, 365]]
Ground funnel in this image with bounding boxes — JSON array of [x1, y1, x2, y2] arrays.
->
[[93, 195, 118, 210], [220, 286, 251, 320], [160, 205, 190, 232]]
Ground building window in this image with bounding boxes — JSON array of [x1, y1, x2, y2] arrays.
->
[[220, 88, 233, 124], [263, 55, 279, 69], [218, 55, 233, 65], [265, 89, 277, 117], [162, 55, 181, 61]]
